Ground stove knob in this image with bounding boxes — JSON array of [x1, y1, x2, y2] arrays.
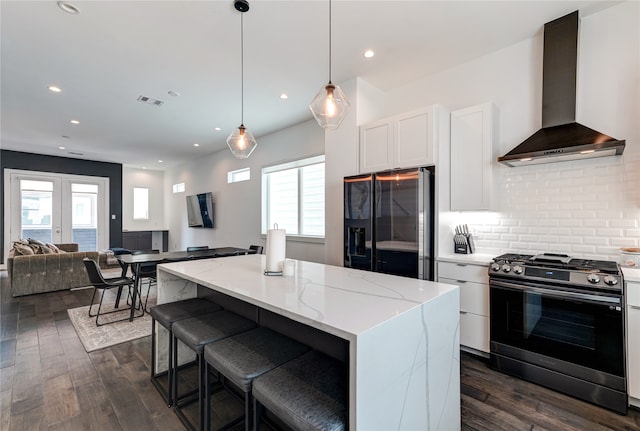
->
[[603, 275, 618, 286], [490, 263, 501, 272], [502, 264, 511, 273], [587, 273, 600, 284], [513, 265, 524, 275]]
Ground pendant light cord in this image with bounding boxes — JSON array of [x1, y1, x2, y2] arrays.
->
[[328, 0, 332, 83], [241, 12, 245, 125]]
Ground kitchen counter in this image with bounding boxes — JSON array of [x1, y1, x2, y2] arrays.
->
[[438, 253, 494, 266], [622, 267, 640, 283], [156, 254, 460, 431]]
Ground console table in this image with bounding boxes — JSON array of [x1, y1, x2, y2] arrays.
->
[[156, 254, 460, 431]]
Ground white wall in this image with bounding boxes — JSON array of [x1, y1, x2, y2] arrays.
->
[[163, 119, 325, 262], [380, 1, 638, 261], [122, 167, 165, 231]]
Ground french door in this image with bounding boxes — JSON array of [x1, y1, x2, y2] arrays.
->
[[5, 170, 109, 256]]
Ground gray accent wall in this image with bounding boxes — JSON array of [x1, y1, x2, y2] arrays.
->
[[1, 150, 123, 261]]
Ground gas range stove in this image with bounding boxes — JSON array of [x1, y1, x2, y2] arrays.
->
[[489, 252, 622, 292]]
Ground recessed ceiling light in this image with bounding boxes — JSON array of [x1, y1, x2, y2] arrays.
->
[[61, 135, 70, 139], [158, 160, 163, 163], [57, 1, 80, 15], [58, 146, 66, 150], [214, 127, 221, 131], [168, 90, 181, 97], [70, 119, 80, 125], [48, 85, 62, 93], [193, 143, 200, 147], [280, 94, 288, 100], [363, 50, 375, 58]]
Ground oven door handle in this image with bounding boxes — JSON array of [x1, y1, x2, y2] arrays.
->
[[490, 279, 622, 307]]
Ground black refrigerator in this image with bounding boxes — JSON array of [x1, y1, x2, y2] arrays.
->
[[344, 166, 435, 280]]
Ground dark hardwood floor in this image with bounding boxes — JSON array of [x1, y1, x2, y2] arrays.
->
[[1, 270, 639, 430]]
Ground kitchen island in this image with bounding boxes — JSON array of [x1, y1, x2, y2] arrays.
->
[[156, 254, 460, 431]]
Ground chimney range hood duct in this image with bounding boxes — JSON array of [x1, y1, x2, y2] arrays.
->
[[498, 11, 625, 167]]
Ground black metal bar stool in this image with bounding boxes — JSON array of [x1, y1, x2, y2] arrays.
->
[[172, 311, 256, 431], [203, 327, 309, 431], [252, 350, 348, 431], [149, 298, 222, 407]]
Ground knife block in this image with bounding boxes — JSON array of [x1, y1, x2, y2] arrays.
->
[[454, 233, 475, 254]]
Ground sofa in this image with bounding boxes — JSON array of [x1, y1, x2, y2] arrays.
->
[[7, 243, 121, 297]]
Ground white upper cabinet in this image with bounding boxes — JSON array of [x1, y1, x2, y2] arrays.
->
[[450, 102, 498, 211], [359, 105, 445, 173], [359, 119, 394, 173]]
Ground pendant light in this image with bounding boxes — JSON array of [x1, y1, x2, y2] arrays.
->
[[309, 0, 350, 129], [227, 0, 257, 159]]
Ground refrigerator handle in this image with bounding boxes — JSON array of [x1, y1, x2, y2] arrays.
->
[[348, 227, 367, 257]]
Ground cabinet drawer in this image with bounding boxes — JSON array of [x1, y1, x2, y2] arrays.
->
[[460, 312, 489, 353], [438, 261, 488, 283], [439, 277, 489, 316], [627, 281, 640, 307]]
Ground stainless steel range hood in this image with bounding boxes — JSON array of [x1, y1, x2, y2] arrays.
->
[[498, 11, 625, 167]]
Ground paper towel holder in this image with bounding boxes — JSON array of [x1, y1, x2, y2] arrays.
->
[[264, 223, 284, 276]]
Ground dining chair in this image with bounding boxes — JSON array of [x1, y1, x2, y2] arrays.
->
[[82, 258, 143, 326], [249, 245, 263, 254], [186, 246, 209, 252], [131, 249, 160, 311]]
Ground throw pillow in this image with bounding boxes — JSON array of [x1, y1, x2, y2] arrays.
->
[[13, 243, 34, 255], [45, 243, 61, 253], [40, 244, 54, 254], [27, 238, 46, 247]]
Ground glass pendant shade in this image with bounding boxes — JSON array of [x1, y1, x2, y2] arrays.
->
[[226, 125, 257, 159], [309, 82, 350, 129]]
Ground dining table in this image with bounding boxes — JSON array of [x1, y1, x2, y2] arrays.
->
[[116, 247, 253, 321]]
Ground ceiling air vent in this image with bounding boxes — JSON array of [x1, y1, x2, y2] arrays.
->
[[137, 95, 164, 107]]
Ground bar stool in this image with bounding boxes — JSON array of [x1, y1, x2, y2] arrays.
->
[[252, 350, 348, 431], [149, 298, 221, 407], [172, 311, 256, 431], [203, 327, 309, 431]]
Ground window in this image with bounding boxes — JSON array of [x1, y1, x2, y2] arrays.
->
[[228, 167, 251, 183], [262, 155, 325, 238], [172, 182, 185, 193], [133, 187, 149, 220]]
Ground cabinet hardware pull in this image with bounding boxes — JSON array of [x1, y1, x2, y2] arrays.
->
[[456, 280, 467, 283], [630, 305, 640, 310], [459, 311, 468, 315], [456, 263, 467, 267]]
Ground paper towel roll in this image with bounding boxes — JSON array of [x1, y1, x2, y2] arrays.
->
[[265, 227, 286, 273]]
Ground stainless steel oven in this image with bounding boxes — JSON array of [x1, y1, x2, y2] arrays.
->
[[489, 253, 627, 414]]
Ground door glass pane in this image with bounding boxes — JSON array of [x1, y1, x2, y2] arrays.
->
[[20, 180, 53, 243], [72, 183, 98, 251]]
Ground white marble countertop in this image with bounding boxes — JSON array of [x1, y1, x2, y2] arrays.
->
[[437, 253, 493, 266], [158, 254, 458, 340]]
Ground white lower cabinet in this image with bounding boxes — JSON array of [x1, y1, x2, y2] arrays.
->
[[438, 260, 490, 353], [627, 280, 640, 406]]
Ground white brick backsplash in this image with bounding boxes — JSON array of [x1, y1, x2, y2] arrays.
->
[[610, 238, 638, 247], [610, 219, 637, 228], [596, 228, 623, 237], [571, 228, 596, 236], [583, 237, 609, 246], [571, 245, 597, 254], [450, 157, 640, 261]]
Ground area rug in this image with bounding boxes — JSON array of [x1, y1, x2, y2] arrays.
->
[[67, 286, 156, 352]]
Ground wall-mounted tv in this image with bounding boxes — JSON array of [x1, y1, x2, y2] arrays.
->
[[186, 192, 214, 228]]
